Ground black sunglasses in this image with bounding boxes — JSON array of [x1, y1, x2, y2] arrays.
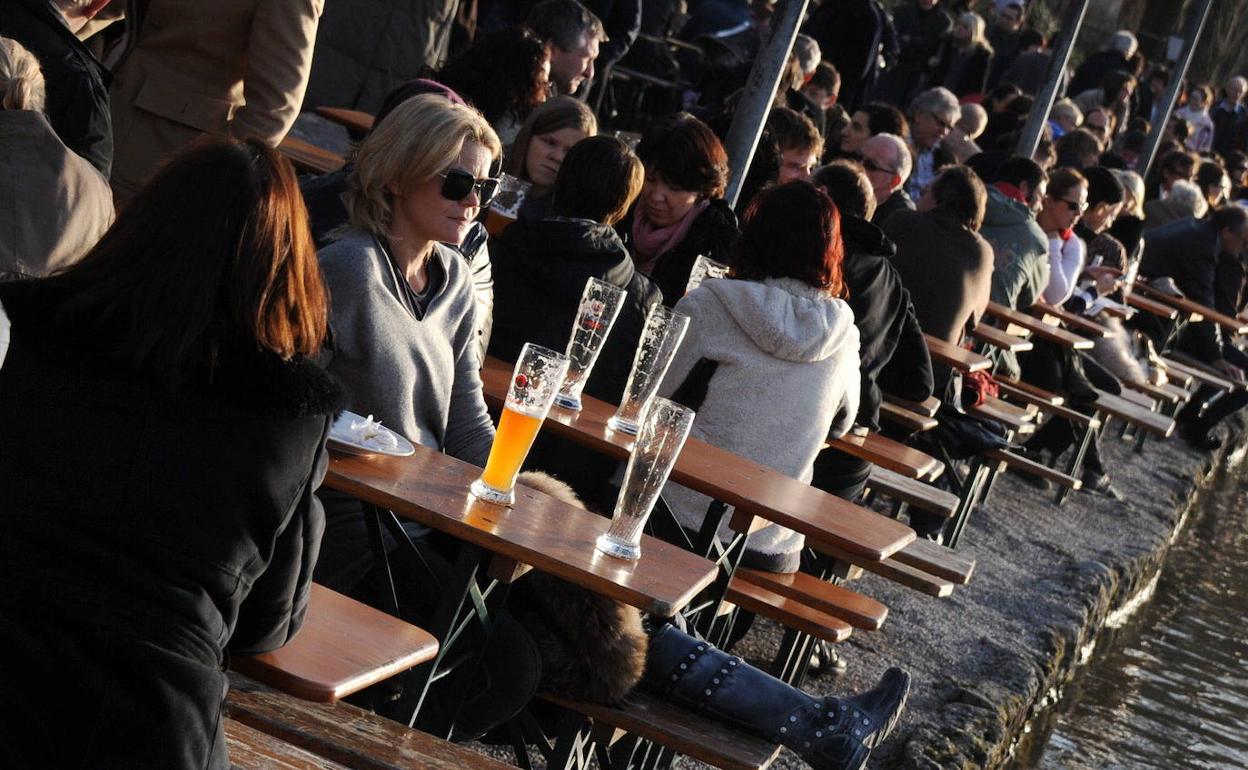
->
[[440, 168, 500, 207]]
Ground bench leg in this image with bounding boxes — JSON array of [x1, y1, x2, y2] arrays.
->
[[946, 459, 990, 549], [1054, 410, 1101, 506], [547, 712, 596, 770]]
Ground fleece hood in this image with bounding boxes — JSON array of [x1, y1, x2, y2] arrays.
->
[[700, 276, 858, 363]]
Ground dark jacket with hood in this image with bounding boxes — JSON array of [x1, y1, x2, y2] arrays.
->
[[489, 216, 662, 507], [872, 187, 916, 227], [619, 198, 740, 306], [0, 0, 113, 174], [0, 281, 342, 770], [839, 215, 934, 430]]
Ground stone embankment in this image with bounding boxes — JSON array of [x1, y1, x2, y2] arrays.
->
[[734, 417, 1242, 770]]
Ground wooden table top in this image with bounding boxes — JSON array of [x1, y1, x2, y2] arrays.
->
[[1125, 292, 1179, 320], [1134, 283, 1248, 334], [984, 302, 1098, 348], [1029, 301, 1109, 341], [231, 584, 438, 703], [277, 136, 346, 175], [922, 334, 993, 372], [480, 359, 914, 562], [325, 449, 717, 618], [315, 106, 375, 135]]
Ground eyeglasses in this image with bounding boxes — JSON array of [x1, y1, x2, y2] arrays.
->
[[1053, 196, 1088, 213], [440, 168, 500, 207], [926, 111, 955, 132], [863, 157, 897, 176]]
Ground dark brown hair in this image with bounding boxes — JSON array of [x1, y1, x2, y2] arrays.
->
[[767, 106, 823, 157], [435, 27, 550, 127], [731, 181, 845, 296], [930, 165, 988, 231], [45, 139, 327, 386], [636, 113, 729, 199], [551, 135, 644, 225]]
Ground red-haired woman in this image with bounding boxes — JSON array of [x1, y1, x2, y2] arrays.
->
[[0, 139, 341, 769], [657, 181, 862, 574]]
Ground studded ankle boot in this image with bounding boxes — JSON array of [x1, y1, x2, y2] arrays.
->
[[644, 624, 910, 770]]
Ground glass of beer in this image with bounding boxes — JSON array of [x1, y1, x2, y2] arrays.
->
[[470, 343, 569, 505], [684, 254, 730, 295], [607, 305, 690, 435], [484, 173, 531, 236], [555, 277, 627, 411], [596, 397, 696, 560]]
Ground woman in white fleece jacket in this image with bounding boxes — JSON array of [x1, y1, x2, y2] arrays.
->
[[658, 181, 861, 573]]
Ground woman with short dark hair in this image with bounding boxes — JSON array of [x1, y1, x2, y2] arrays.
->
[[621, 113, 740, 304], [434, 26, 551, 146], [0, 139, 341, 769], [657, 181, 862, 573]]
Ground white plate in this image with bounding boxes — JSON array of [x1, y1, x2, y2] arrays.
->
[[327, 411, 416, 457]]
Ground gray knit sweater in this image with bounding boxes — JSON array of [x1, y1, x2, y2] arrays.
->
[[318, 229, 495, 466]]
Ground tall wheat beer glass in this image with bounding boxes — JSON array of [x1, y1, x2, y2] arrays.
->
[[471, 343, 569, 505], [554, 277, 626, 410], [607, 305, 690, 435], [596, 398, 696, 559]]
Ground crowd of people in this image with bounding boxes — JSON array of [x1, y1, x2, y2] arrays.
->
[[3, 0, 1248, 768]]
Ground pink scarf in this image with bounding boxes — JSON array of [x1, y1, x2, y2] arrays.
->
[[632, 199, 710, 272]]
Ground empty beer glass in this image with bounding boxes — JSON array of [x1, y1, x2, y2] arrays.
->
[[684, 254, 730, 294], [471, 343, 569, 505], [484, 173, 531, 236], [554, 277, 626, 411], [607, 305, 690, 435], [596, 398, 696, 560]]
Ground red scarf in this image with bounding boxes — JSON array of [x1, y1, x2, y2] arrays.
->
[[994, 182, 1027, 205]]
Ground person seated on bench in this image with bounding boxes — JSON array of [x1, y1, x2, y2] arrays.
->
[[809, 160, 934, 501], [312, 97, 913, 765], [298, 79, 496, 366], [1017, 167, 1128, 497], [0, 139, 341, 770], [503, 94, 598, 223], [884, 165, 995, 400], [656, 180, 862, 573], [489, 134, 660, 507], [0, 37, 113, 282], [1140, 204, 1248, 448], [617, 113, 740, 304]]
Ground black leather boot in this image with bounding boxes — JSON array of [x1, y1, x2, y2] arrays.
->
[[644, 624, 910, 770]]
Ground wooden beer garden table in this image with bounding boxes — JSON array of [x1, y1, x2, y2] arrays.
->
[[321, 443, 717, 728], [479, 357, 916, 564], [1132, 282, 1248, 335], [923, 333, 993, 372]]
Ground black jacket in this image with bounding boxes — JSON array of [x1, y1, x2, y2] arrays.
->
[[0, 0, 112, 175], [872, 188, 915, 227], [489, 216, 661, 405], [0, 282, 341, 769], [1067, 50, 1130, 101], [840, 216, 934, 430], [619, 199, 740, 306], [1139, 217, 1234, 362]]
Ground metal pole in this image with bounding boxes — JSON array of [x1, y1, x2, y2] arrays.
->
[[722, 0, 810, 208], [1015, 0, 1091, 159], [1136, 0, 1215, 178]]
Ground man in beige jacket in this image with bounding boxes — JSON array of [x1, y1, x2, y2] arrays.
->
[[105, 0, 323, 204]]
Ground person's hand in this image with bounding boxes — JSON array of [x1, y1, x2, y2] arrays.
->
[[1092, 272, 1121, 296], [1214, 358, 1246, 383]]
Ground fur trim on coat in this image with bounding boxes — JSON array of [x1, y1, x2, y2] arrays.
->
[[507, 471, 649, 704]]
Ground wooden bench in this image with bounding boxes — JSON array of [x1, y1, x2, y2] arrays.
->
[[1134, 282, 1248, 334], [810, 538, 955, 598], [231, 584, 439, 703], [1163, 352, 1246, 392], [225, 716, 352, 770], [883, 394, 941, 417], [985, 447, 1081, 491], [277, 137, 346, 175], [538, 689, 781, 770], [1030, 301, 1109, 340], [865, 466, 960, 519], [983, 301, 1097, 348], [1093, 389, 1176, 438], [1121, 378, 1189, 406], [724, 578, 854, 643], [1125, 293, 1179, 321], [733, 568, 889, 631], [878, 400, 939, 433], [889, 538, 975, 585], [967, 395, 1037, 435], [971, 323, 1033, 353]]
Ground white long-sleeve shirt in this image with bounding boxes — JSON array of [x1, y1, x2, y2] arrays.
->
[[1043, 234, 1086, 305]]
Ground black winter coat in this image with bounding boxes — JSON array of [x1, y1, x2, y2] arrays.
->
[[619, 199, 740, 306], [489, 216, 661, 404], [489, 217, 661, 508], [1140, 217, 1242, 362], [840, 216, 934, 430], [0, 283, 342, 770], [0, 0, 113, 175]]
